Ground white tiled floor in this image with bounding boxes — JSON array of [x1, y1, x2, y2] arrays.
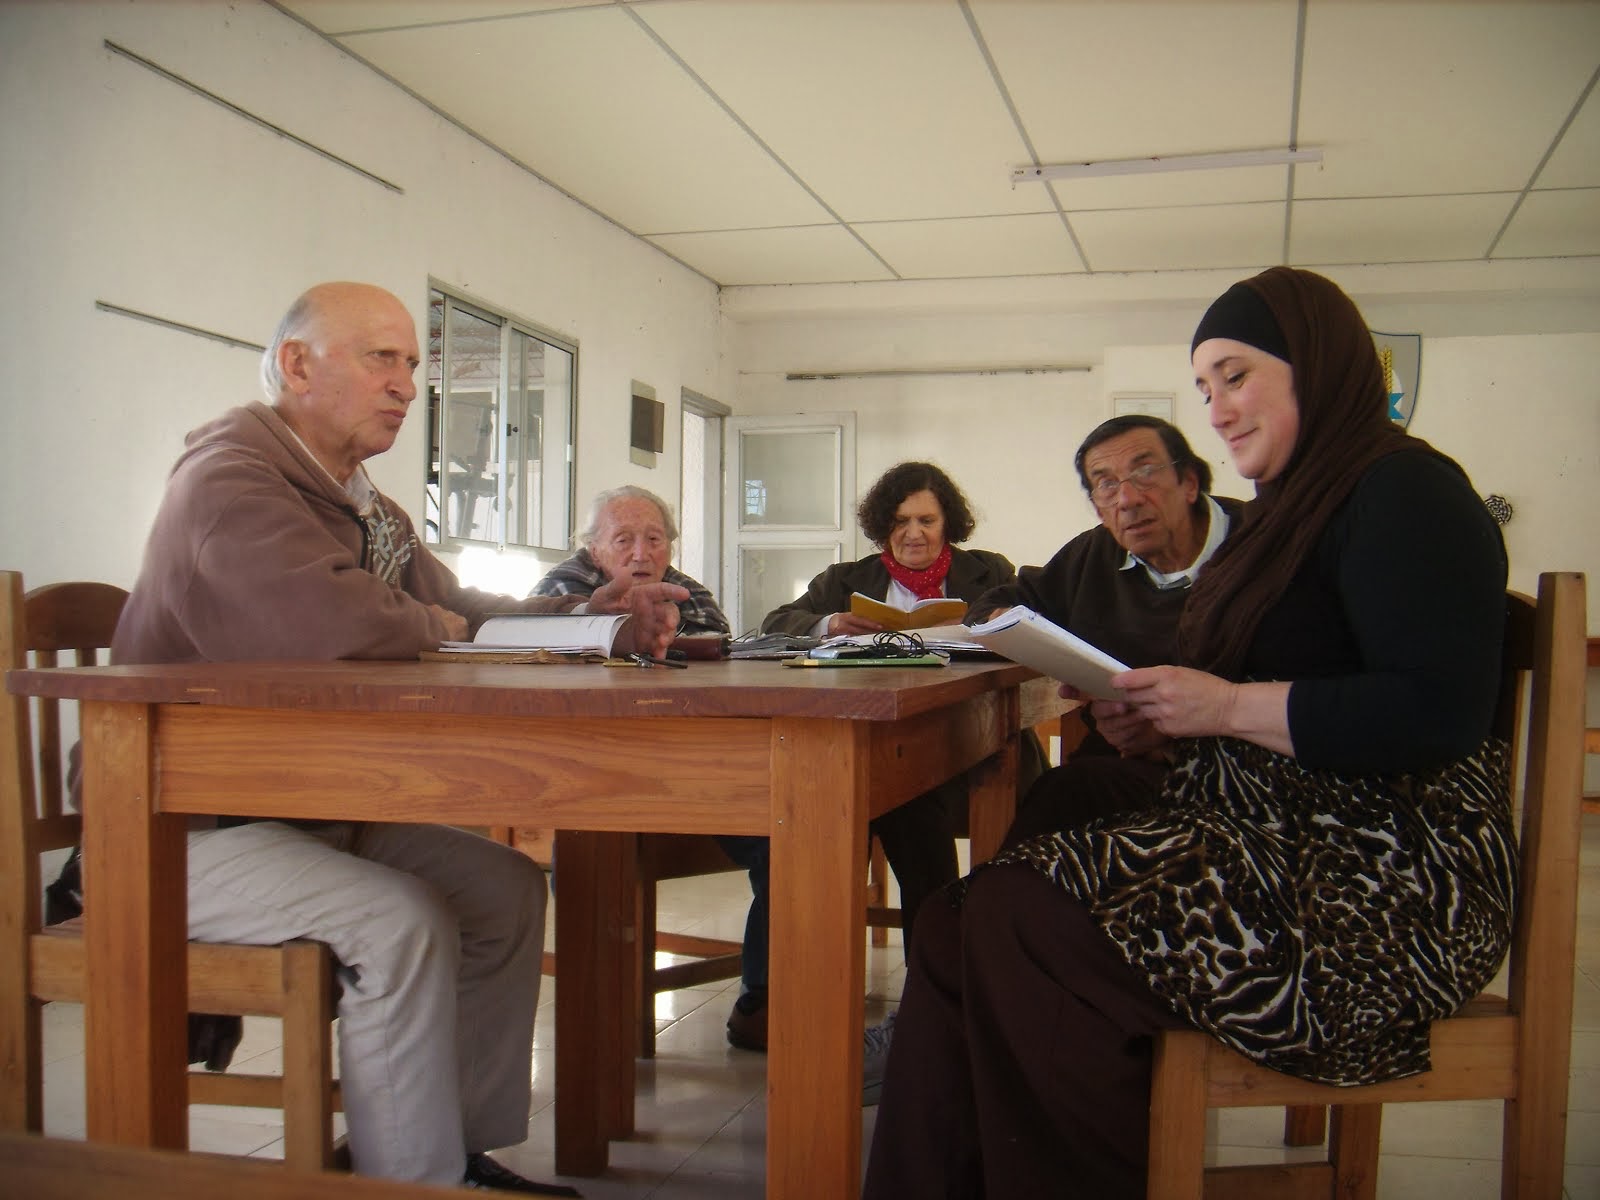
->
[[38, 815, 1600, 1197]]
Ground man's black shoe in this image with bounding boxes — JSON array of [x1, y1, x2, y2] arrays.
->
[[462, 1152, 581, 1196], [725, 989, 768, 1052]]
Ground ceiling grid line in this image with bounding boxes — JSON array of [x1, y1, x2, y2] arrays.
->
[[1281, 0, 1311, 266], [1484, 61, 1600, 260], [105, 38, 403, 194], [267, 0, 720, 285], [621, 0, 903, 279], [959, 0, 1092, 274]]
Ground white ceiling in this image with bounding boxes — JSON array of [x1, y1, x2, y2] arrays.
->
[[278, 0, 1600, 289]]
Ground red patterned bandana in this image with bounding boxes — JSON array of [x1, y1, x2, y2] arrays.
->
[[880, 543, 952, 600]]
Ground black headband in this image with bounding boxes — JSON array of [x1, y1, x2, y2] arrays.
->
[[1191, 280, 1290, 363]]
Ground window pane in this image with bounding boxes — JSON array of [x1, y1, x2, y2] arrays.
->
[[506, 331, 534, 547], [680, 413, 707, 580], [739, 546, 839, 633], [424, 295, 444, 543], [739, 429, 839, 528], [441, 303, 503, 544], [425, 287, 577, 553]]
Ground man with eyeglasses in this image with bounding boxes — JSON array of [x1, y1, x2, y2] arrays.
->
[[968, 416, 1243, 832]]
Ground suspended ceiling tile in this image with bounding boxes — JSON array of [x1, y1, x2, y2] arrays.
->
[[1494, 189, 1600, 259], [859, 213, 1086, 280], [973, 0, 1300, 164], [1072, 203, 1285, 274], [1290, 194, 1516, 265], [282, 2, 608, 34], [1539, 89, 1600, 190], [1297, 0, 1600, 198], [633, 0, 1044, 223], [646, 226, 897, 287], [276, 0, 1600, 289], [335, 6, 832, 234]]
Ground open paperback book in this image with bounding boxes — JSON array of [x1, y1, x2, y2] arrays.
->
[[965, 606, 1130, 699], [437, 611, 629, 658], [849, 592, 968, 631]]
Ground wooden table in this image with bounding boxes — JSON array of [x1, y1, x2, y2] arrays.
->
[[6, 656, 1042, 1198], [0, 1130, 463, 1200]]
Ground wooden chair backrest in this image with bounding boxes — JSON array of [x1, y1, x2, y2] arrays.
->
[[1501, 574, 1586, 1036], [1145, 575, 1586, 1200], [0, 572, 129, 933]]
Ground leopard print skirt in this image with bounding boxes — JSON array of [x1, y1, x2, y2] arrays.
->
[[991, 736, 1516, 1086]]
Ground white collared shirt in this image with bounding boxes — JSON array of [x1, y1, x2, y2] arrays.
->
[[283, 423, 377, 515], [1119, 494, 1231, 590]]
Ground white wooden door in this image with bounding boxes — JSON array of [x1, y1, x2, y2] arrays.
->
[[723, 413, 856, 636]]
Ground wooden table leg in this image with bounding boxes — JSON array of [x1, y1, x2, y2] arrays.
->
[[606, 833, 637, 1140], [553, 829, 634, 1175], [767, 717, 868, 1200], [81, 701, 187, 1149], [966, 685, 1021, 864]]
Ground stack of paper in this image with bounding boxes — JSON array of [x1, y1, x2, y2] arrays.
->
[[727, 632, 821, 659], [965, 606, 1129, 699]]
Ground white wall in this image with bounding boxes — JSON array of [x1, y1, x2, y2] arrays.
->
[[736, 362, 1099, 570], [0, 1, 727, 596], [730, 307, 1600, 629]]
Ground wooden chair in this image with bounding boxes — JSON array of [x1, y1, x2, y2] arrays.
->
[[635, 834, 746, 1055], [0, 571, 341, 1168], [1586, 724, 1600, 815], [507, 826, 745, 1058], [1146, 571, 1587, 1200], [1584, 634, 1598, 816]]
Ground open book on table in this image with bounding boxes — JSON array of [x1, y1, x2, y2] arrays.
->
[[437, 611, 629, 659], [965, 606, 1130, 700], [849, 592, 968, 631]]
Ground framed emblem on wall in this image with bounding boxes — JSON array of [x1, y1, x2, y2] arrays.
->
[[1372, 331, 1422, 427]]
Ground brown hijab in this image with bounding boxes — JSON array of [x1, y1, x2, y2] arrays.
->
[[1178, 267, 1455, 676]]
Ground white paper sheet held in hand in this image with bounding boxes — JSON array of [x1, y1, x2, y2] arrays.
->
[[965, 606, 1130, 699]]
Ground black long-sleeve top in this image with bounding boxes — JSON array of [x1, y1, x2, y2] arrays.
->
[[1251, 449, 1507, 774]]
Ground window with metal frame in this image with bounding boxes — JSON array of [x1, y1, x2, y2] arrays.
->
[[423, 287, 575, 552]]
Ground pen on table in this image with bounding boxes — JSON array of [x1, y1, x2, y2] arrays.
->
[[629, 652, 688, 669]]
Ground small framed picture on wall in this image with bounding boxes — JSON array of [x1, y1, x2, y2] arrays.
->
[[1112, 392, 1174, 421]]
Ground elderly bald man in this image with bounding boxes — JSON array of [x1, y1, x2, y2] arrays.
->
[[112, 281, 683, 1192]]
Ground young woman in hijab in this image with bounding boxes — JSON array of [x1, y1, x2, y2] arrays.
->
[[863, 269, 1514, 1199]]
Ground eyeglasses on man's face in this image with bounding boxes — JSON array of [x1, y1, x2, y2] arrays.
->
[[1089, 461, 1178, 506]]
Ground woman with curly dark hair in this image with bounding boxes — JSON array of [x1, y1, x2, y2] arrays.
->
[[763, 461, 998, 639], [713, 463, 1034, 1100]]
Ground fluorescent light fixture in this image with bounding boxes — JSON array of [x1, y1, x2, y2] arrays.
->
[[1012, 147, 1321, 184]]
